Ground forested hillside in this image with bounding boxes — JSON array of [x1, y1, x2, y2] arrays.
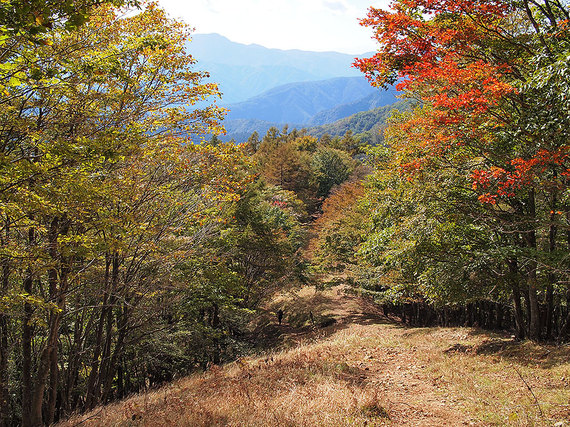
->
[[220, 101, 408, 145], [308, 100, 412, 145], [1, 0, 569, 426]]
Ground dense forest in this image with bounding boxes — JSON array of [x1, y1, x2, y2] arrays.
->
[[351, 0, 570, 342], [0, 0, 569, 425]]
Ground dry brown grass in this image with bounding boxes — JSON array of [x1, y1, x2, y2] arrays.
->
[[59, 286, 570, 427]]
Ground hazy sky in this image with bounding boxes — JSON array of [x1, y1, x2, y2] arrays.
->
[[158, 0, 391, 54]]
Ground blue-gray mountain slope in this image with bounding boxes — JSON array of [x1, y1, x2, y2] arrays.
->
[[189, 33, 367, 103], [224, 77, 380, 124]]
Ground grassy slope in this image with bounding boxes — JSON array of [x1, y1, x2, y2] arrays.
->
[[60, 286, 570, 427]]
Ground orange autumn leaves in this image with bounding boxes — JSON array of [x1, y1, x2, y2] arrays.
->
[[472, 146, 570, 204], [355, 0, 570, 204], [354, 0, 511, 88]]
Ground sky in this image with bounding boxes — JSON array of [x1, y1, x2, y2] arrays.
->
[[158, 0, 391, 54]]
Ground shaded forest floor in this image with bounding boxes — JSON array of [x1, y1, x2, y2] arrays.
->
[[60, 285, 570, 426]]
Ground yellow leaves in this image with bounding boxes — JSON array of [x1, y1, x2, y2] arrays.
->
[[1, 292, 62, 315]]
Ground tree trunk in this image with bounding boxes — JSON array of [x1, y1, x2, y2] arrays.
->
[[96, 253, 120, 406], [62, 307, 88, 417], [559, 287, 570, 342], [46, 344, 59, 425], [0, 219, 10, 427], [29, 217, 70, 426], [85, 254, 112, 410], [546, 200, 557, 339], [21, 226, 36, 427], [527, 270, 541, 340], [30, 312, 62, 426], [0, 308, 8, 427], [496, 303, 504, 330], [524, 190, 541, 341], [101, 300, 129, 403], [508, 259, 525, 339], [558, 217, 570, 342]]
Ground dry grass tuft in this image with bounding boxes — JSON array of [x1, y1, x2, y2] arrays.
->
[[359, 391, 391, 420], [59, 286, 570, 427]]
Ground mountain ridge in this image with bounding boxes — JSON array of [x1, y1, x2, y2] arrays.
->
[[219, 100, 410, 144], [224, 76, 380, 124], [189, 33, 367, 103]]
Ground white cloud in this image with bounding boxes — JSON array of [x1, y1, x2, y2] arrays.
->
[[158, 0, 390, 53], [323, 1, 349, 14]]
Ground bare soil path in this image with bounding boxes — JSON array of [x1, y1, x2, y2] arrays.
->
[[60, 285, 570, 426]]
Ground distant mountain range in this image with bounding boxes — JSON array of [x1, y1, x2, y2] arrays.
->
[[220, 100, 412, 145], [218, 77, 399, 141], [307, 89, 399, 126], [224, 77, 393, 124], [187, 33, 404, 144], [189, 33, 367, 104]]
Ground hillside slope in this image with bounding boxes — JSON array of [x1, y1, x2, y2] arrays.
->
[[308, 100, 412, 144], [224, 77, 378, 124], [307, 90, 399, 126], [60, 286, 570, 427], [189, 34, 365, 103], [220, 99, 411, 144]]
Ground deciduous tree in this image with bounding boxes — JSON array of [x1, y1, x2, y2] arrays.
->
[[356, 0, 570, 340]]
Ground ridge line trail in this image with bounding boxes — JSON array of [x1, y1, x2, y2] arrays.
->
[[60, 285, 570, 426], [251, 285, 473, 426]]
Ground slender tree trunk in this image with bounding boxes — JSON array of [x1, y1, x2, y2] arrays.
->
[[117, 357, 124, 399], [30, 218, 60, 426], [22, 226, 35, 427], [85, 254, 112, 410], [0, 300, 8, 427], [508, 259, 525, 340], [546, 196, 557, 339], [30, 217, 71, 426], [101, 300, 128, 403], [524, 190, 541, 341], [496, 303, 504, 330], [30, 311, 63, 426], [0, 219, 10, 427], [47, 268, 73, 423], [527, 270, 541, 340], [558, 212, 570, 342], [96, 252, 120, 405], [522, 282, 532, 335], [545, 285, 554, 339], [559, 287, 570, 342], [62, 307, 88, 417], [46, 343, 59, 425]]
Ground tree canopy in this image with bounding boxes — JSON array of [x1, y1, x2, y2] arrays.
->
[[352, 0, 570, 341]]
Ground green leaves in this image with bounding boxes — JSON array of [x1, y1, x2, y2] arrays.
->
[[0, 2, 252, 422]]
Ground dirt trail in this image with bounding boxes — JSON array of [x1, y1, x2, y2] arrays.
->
[[251, 285, 386, 348], [257, 286, 472, 426], [60, 285, 569, 426]]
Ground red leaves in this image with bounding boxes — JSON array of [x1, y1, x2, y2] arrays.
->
[[357, 0, 570, 212], [471, 146, 570, 201], [477, 193, 497, 205], [271, 200, 288, 209], [354, 0, 511, 87], [401, 56, 516, 117]]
